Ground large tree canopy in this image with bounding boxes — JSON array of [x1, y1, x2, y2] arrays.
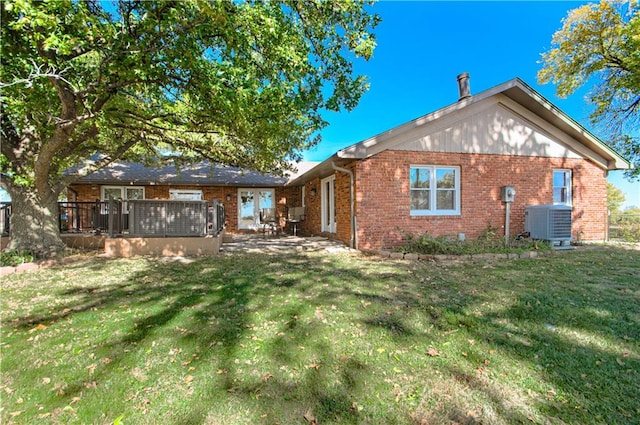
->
[[538, 0, 639, 179], [0, 0, 378, 257]]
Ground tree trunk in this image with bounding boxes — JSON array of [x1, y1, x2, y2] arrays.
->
[[5, 185, 65, 258]]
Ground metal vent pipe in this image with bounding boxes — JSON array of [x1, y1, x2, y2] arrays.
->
[[457, 72, 471, 100]]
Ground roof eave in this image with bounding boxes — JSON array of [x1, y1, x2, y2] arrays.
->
[[501, 79, 631, 171], [335, 77, 631, 171], [286, 155, 352, 186]]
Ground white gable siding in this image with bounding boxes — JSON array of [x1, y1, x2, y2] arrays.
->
[[390, 100, 583, 159]]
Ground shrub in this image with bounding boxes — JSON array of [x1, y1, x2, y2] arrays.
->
[[619, 223, 640, 242], [609, 210, 640, 242], [0, 250, 35, 267], [398, 226, 548, 255]]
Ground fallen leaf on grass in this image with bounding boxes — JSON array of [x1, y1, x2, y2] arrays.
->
[[303, 407, 318, 424], [30, 324, 48, 333], [184, 375, 194, 384], [261, 372, 273, 382], [307, 363, 321, 370], [427, 348, 440, 357]]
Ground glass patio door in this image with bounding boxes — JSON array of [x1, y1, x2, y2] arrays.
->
[[238, 188, 275, 229]]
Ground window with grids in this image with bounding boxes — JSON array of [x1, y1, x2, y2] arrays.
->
[[553, 169, 572, 205], [410, 166, 460, 215]]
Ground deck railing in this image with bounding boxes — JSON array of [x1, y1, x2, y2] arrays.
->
[[0, 200, 225, 238]]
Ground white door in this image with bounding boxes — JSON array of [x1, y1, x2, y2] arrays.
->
[[321, 175, 336, 233], [238, 188, 275, 229]]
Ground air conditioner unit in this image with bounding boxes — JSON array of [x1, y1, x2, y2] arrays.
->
[[525, 205, 572, 245]]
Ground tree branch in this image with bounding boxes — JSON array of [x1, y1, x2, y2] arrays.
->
[[0, 60, 77, 90]]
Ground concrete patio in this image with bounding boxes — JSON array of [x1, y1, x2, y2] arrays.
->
[[220, 234, 352, 254]]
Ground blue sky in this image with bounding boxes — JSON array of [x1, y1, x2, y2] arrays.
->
[[304, 0, 639, 209]]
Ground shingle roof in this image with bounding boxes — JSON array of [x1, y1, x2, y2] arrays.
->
[[75, 160, 319, 187]]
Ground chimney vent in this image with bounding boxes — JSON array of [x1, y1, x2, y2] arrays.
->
[[457, 72, 471, 100]]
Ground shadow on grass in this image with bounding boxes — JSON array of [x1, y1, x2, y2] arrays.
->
[[3, 246, 639, 424], [411, 247, 640, 424]]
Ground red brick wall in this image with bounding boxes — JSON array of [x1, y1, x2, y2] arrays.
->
[[335, 166, 353, 246], [353, 150, 608, 250], [297, 167, 354, 245], [303, 178, 322, 236]]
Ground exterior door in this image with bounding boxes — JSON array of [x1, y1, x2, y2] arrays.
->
[[321, 175, 336, 233], [238, 188, 275, 229]]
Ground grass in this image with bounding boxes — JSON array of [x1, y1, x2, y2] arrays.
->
[[1, 246, 639, 425]]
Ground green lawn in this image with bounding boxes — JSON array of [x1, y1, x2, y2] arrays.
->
[[1, 246, 639, 425]]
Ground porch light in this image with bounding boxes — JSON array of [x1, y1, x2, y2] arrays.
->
[[310, 188, 316, 197], [226, 194, 232, 202]]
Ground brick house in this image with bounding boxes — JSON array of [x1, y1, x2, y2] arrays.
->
[[288, 75, 630, 250], [70, 76, 630, 249]]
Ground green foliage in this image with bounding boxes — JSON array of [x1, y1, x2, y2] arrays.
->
[[607, 182, 627, 212], [1, 0, 379, 179], [609, 207, 640, 241], [398, 225, 549, 255], [0, 249, 34, 267], [538, 1, 639, 179]]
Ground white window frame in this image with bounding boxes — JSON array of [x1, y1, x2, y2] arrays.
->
[[301, 185, 306, 208], [100, 186, 145, 213], [101, 186, 145, 201], [169, 189, 203, 200], [410, 165, 461, 216], [553, 169, 572, 206], [237, 188, 276, 230]]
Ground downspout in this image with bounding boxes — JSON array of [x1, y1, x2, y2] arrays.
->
[[332, 162, 357, 250]]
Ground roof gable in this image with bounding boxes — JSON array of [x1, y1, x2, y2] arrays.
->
[[337, 78, 630, 171]]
